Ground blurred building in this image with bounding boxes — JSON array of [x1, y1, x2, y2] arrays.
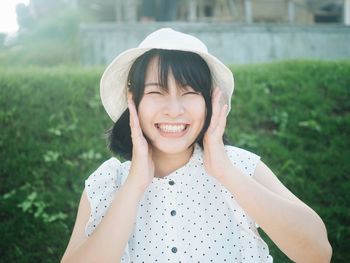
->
[[75, 0, 348, 25], [78, 0, 350, 65]]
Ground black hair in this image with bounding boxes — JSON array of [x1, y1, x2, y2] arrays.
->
[[106, 49, 231, 160]]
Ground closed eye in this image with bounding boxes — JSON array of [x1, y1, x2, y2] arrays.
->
[[183, 92, 200, 95], [146, 91, 163, 95]]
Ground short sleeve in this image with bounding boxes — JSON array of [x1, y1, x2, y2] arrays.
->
[[84, 157, 122, 236], [84, 157, 130, 262], [224, 145, 261, 178]]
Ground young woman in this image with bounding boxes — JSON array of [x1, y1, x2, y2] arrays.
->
[[61, 28, 332, 263]]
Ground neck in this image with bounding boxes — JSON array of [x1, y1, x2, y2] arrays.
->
[[152, 145, 194, 178]]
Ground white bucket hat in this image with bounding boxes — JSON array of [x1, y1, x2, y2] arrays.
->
[[100, 27, 234, 122]]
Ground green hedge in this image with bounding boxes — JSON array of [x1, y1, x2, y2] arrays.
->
[[0, 61, 349, 262]]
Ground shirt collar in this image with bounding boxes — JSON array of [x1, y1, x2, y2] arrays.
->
[[151, 143, 203, 184]]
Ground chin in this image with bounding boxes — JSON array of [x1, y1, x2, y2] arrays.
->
[[151, 139, 194, 155]]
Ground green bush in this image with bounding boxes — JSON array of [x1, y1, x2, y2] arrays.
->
[[0, 60, 349, 262], [229, 60, 350, 262]]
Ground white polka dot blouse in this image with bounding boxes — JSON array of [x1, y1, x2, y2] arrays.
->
[[85, 143, 273, 262]]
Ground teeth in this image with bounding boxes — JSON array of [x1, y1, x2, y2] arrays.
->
[[157, 124, 186, 133]]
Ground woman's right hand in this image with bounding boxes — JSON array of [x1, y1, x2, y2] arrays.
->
[[126, 96, 155, 192]]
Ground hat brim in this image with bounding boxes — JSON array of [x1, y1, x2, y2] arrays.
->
[[100, 48, 234, 122]]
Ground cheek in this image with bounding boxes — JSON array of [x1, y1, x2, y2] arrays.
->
[[137, 98, 158, 127], [138, 97, 161, 113], [186, 97, 206, 115], [183, 98, 206, 127]]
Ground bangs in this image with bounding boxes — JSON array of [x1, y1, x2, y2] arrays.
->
[[156, 49, 212, 93], [127, 49, 213, 110]]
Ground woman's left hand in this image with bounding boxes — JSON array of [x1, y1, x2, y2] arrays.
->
[[203, 87, 232, 181]]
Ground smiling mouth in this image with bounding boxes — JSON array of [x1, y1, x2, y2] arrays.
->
[[155, 123, 189, 133]]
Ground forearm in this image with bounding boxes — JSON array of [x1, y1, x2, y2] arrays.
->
[[219, 163, 331, 262], [65, 177, 146, 263]]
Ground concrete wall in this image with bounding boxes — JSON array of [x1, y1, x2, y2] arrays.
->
[[80, 22, 350, 65]]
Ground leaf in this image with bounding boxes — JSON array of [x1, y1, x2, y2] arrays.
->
[[298, 120, 322, 132], [43, 150, 60, 162]]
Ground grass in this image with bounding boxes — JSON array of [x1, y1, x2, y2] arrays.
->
[[0, 60, 349, 262]]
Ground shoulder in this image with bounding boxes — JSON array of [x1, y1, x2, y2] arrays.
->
[[224, 144, 261, 177], [224, 144, 261, 162], [84, 157, 128, 201], [85, 157, 120, 181], [95, 157, 121, 171]]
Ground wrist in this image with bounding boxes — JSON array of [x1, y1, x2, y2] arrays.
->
[[218, 161, 246, 187], [123, 177, 148, 199], [214, 157, 234, 183]]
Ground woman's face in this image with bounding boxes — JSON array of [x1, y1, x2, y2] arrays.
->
[[137, 57, 206, 155]]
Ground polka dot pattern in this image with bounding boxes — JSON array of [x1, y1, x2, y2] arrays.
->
[[85, 144, 273, 262]]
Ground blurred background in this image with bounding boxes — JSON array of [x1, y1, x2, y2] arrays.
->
[[0, 0, 349, 262], [0, 0, 350, 65]]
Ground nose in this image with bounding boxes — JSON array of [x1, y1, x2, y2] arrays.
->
[[162, 96, 185, 117]]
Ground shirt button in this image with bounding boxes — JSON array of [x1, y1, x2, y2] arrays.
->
[[169, 180, 175, 185], [170, 210, 176, 216], [171, 247, 177, 253]]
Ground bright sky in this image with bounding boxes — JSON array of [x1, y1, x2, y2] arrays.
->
[[0, 0, 30, 33]]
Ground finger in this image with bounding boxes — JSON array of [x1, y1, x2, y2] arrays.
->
[[127, 98, 135, 126], [209, 88, 222, 130], [216, 104, 228, 136], [128, 98, 143, 141], [212, 87, 220, 111]]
